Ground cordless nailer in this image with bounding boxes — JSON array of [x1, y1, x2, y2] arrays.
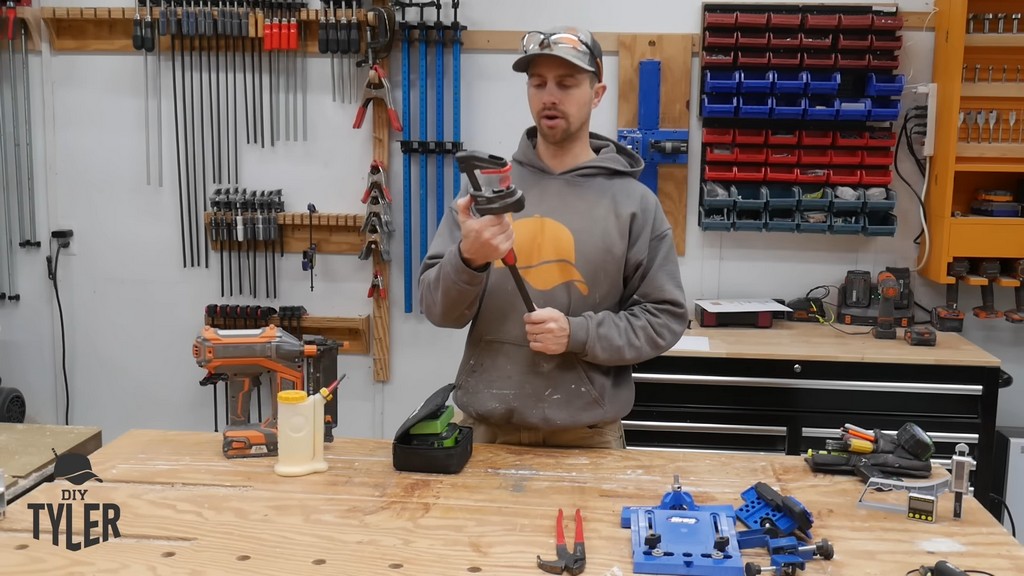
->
[[193, 325, 342, 458]]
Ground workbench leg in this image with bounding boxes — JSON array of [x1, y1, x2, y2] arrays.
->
[[977, 372, 1000, 518]]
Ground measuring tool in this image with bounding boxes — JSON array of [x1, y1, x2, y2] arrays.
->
[[454, 151, 535, 312]]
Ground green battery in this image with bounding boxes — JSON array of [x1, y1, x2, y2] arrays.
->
[[409, 404, 455, 435], [408, 423, 461, 448]]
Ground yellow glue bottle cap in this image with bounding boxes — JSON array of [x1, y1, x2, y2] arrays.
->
[[278, 390, 308, 404]]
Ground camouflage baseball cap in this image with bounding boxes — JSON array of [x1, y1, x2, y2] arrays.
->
[[512, 26, 604, 83]]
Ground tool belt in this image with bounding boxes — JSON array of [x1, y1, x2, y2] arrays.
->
[[805, 426, 935, 479]]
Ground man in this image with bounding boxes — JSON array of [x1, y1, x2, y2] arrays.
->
[[418, 26, 687, 448]]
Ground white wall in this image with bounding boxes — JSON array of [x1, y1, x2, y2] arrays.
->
[[4, 0, 1021, 445]]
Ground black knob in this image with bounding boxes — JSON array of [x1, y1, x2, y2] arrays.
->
[[714, 536, 729, 553], [816, 538, 835, 560], [644, 531, 661, 549], [745, 563, 763, 576]]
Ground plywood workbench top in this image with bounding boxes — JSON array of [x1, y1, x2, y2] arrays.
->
[[1, 429, 1021, 575], [668, 321, 1002, 367], [0, 423, 102, 501]]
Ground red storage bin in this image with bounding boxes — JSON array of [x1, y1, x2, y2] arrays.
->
[[705, 164, 736, 181], [735, 129, 767, 144], [736, 147, 767, 163], [737, 31, 769, 48], [837, 33, 871, 50], [861, 169, 893, 185], [767, 149, 799, 164], [704, 30, 738, 48], [837, 53, 869, 68], [736, 12, 768, 27], [769, 32, 801, 48], [767, 129, 799, 146], [735, 166, 766, 181], [703, 128, 735, 144], [804, 52, 837, 68], [800, 33, 833, 49], [768, 12, 802, 28], [704, 11, 738, 27], [799, 130, 833, 146], [866, 131, 897, 148], [767, 167, 798, 182], [737, 51, 770, 66], [830, 149, 863, 165], [871, 34, 903, 50], [702, 50, 736, 67], [706, 145, 737, 162], [869, 54, 900, 70], [828, 169, 861, 185], [838, 13, 873, 29], [872, 14, 904, 31], [834, 131, 868, 147], [798, 149, 831, 165], [797, 168, 829, 184], [863, 150, 895, 166], [769, 51, 802, 67], [803, 13, 839, 29]]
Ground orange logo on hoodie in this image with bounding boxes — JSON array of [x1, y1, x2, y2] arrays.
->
[[496, 215, 589, 296]]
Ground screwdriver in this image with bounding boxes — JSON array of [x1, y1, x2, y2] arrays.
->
[[336, 1, 346, 102], [347, 0, 359, 102]]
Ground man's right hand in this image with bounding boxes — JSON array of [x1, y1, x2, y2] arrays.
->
[[456, 195, 514, 270]]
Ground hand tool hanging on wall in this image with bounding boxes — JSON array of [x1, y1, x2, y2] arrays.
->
[[416, 4, 428, 266], [5, 0, 25, 251], [450, 0, 464, 199], [398, 3, 413, 313], [18, 19, 38, 248], [0, 2, 15, 299], [432, 0, 444, 230], [301, 202, 317, 291], [169, 0, 187, 267], [345, 0, 359, 103]]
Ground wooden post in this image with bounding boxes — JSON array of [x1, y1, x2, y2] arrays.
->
[[616, 34, 693, 256]]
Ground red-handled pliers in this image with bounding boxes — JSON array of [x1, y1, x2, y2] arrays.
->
[[537, 508, 586, 575]]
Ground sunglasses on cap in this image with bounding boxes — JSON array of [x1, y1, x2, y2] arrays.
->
[[521, 30, 603, 82]]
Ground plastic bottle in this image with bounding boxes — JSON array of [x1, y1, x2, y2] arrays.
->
[[274, 389, 329, 477]]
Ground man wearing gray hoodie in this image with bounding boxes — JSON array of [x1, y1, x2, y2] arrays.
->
[[418, 26, 688, 448]]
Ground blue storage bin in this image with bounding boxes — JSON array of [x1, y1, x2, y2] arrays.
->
[[702, 94, 737, 117], [705, 70, 740, 93], [699, 206, 733, 231], [766, 183, 799, 210], [836, 98, 871, 121], [864, 188, 896, 212], [830, 213, 864, 235], [865, 73, 905, 97], [773, 70, 806, 93], [739, 95, 772, 118], [772, 95, 805, 119], [797, 211, 830, 233], [805, 97, 837, 120], [734, 183, 767, 211], [806, 70, 841, 94], [864, 212, 897, 236], [701, 181, 736, 210], [734, 210, 767, 231], [767, 209, 798, 232], [831, 186, 864, 212], [739, 70, 773, 93], [797, 185, 831, 211], [869, 98, 901, 121]]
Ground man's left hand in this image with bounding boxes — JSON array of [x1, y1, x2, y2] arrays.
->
[[524, 308, 570, 355]]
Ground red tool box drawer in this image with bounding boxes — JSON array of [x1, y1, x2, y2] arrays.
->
[[703, 128, 735, 144], [735, 129, 767, 144]]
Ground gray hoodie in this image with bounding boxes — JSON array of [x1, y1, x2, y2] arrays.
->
[[419, 128, 688, 430]]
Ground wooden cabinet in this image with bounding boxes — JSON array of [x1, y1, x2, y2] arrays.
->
[[922, 0, 1024, 286]]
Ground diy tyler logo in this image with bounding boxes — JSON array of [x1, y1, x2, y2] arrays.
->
[[26, 449, 121, 551]]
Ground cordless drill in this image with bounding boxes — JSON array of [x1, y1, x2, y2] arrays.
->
[[972, 259, 1003, 319], [872, 271, 899, 339], [1004, 258, 1024, 323], [454, 151, 536, 312], [931, 259, 969, 332]]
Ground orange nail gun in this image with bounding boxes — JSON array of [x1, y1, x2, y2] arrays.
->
[[193, 325, 343, 458]]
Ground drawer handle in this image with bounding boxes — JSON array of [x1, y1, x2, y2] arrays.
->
[[631, 373, 983, 395]]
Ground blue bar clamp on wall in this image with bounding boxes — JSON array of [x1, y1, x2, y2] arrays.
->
[[617, 59, 688, 194]]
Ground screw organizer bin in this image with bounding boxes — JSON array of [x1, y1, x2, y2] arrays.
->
[[698, 3, 903, 236]]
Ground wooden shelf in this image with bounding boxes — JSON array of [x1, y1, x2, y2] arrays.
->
[[204, 315, 371, 355], [956, 142, 1024, 159], [953, 159, 1024, 172], [203, 212, 371, 256], [964, 34, 1024, 48], [960, 83, 1024, 98], [948, 217, 1024, 259]]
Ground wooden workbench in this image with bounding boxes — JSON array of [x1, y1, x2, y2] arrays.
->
[[669, 321, 1001, 366], [1, 429, 1021, 574], [0, 423, 102, 502]]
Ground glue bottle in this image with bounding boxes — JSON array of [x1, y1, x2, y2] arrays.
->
[[274, 379, 341, 477]]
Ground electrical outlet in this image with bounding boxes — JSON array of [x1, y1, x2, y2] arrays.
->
[[923, 82, 938, 157]]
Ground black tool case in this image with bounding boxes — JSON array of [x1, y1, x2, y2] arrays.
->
[[392, 384, 473, 474]]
